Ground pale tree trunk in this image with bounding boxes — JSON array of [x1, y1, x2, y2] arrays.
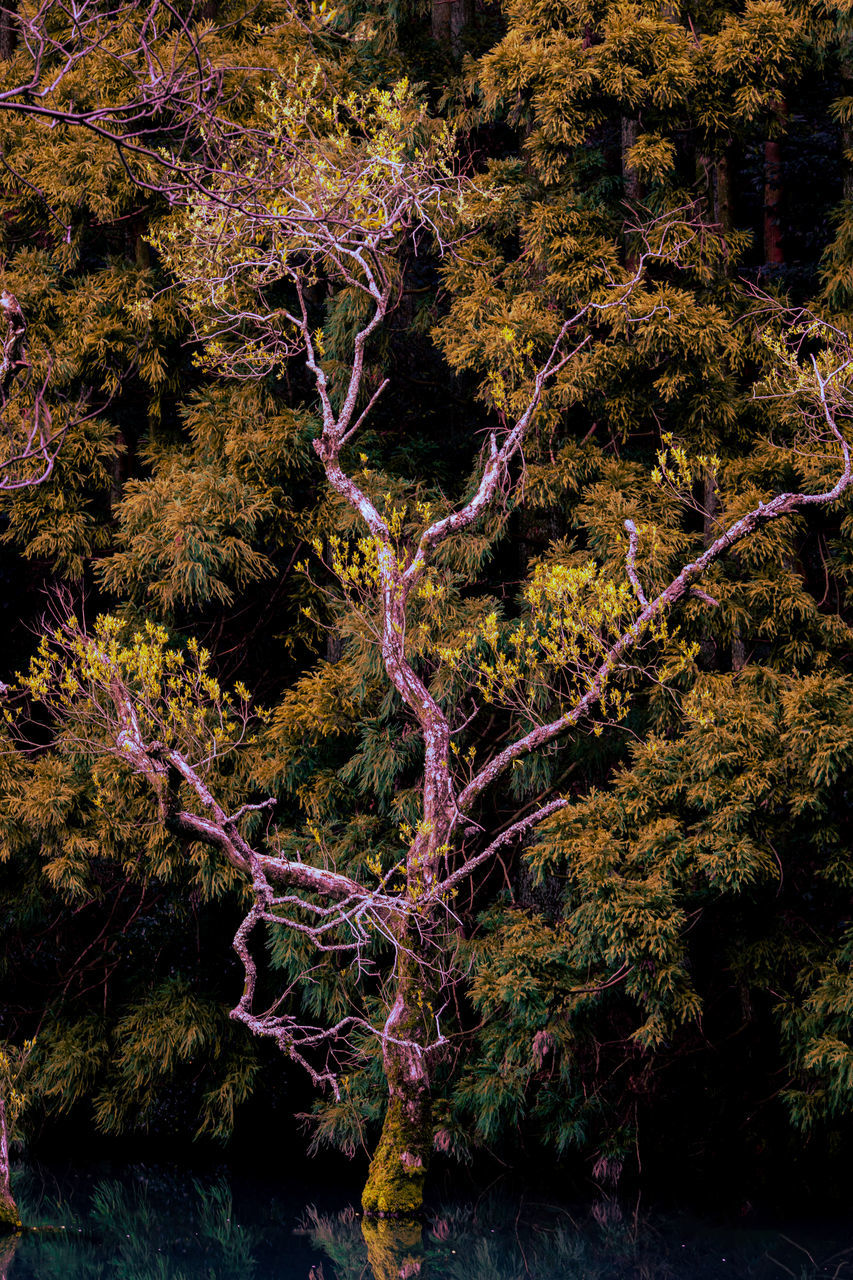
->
[[0, 1100, 20, 1234], [362, 733, 453, 1215]]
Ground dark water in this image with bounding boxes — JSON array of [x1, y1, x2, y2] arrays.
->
[[3, 1163, 853, 1279]]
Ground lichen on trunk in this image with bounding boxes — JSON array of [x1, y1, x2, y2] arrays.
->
[[0, 1100, 20, 1235]]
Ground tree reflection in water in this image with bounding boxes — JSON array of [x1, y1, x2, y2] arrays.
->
[[0, 1234, 18, 1280], [3, 1165, 852, 1280]]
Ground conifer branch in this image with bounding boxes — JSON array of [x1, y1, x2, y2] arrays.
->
[[0, 294, 67, 492]]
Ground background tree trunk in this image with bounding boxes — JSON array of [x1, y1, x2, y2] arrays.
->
[[764, 103, 786, 266], [431, 0, 472, 58], [621, 118, 640, 201]]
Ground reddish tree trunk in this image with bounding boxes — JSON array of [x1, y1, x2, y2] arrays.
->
[[763, 105, 786, 266], [431, 0, 472, 57], [714, 148, 733, 236]]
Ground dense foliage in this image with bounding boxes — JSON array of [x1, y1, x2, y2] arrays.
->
[[1, 0, 853, 1205]]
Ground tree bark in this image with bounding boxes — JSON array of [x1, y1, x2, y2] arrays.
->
[[621, 117, 640, 202], [713, 149, 733, 235], [361, 932, 434, 1216], [431, 0, 472, 58], [0, 1100, 20, 1234]]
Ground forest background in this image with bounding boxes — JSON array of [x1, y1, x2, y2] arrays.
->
[[2, 0, 853, 1214]]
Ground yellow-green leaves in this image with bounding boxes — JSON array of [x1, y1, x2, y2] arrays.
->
[[652, 433, 720, 494], [149, 73, 464, 381], [0, 1038, 34, 1131], [22, 613, 255, 773], [439, 556, 675, 724]]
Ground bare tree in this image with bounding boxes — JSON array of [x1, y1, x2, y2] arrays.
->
[[4, 0, 852, 1218], [19, 121, 853, 1215]]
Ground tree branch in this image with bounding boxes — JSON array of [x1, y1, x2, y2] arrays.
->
[[429, 796, 569, 903]]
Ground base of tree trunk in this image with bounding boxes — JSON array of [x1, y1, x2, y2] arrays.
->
[[0, 1186, 21, 1235], [361, 1097, 428, 1217]]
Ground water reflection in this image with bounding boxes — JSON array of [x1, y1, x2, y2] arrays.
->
[[3, 1164, 852, 1280], [0, 1234, 18, 1280]]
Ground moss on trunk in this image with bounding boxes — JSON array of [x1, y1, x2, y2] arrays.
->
[[362, 1095, 429, 1216], [0, 1188, 20, 1236]]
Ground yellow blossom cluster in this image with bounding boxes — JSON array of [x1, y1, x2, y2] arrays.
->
[[652, 433, 720, 492], [22, 614, 257, 769], [325, 534, 384, 596], [437, 559, 676, 722]]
